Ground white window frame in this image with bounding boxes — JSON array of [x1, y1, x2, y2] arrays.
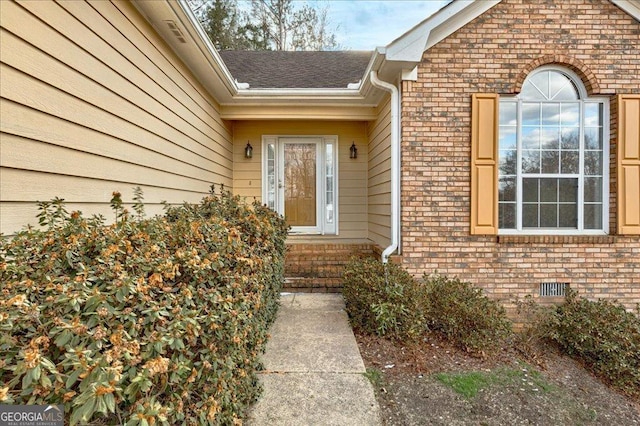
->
[[499, 66, 610, 235], [262, 135, 339, 235]]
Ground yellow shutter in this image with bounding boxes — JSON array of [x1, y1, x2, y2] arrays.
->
[[618, 94, 640, 235], [470, 93, 499, 235]]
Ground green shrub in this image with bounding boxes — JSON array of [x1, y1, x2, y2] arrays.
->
[[342, 257, 426, 340], [0, 188, 288, 425], [542, 291, 640, 396], [423, 274, 512, 355]]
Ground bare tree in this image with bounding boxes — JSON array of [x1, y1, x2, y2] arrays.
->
[[191, 0, 339, 51]]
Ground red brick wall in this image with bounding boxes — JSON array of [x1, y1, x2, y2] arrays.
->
[[284, 242, 376, 292], [400, 0, 640, 312]]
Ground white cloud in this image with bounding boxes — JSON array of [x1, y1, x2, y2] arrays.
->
[[326, 0, 450, 50]]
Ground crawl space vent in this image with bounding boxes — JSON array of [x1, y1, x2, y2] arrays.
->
[[539, 282, 569, 297]]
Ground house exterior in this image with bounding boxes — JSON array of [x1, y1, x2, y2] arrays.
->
[[1, 0, 638, 314]]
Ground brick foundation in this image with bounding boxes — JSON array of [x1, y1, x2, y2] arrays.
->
[[284, 242, 377, 292]]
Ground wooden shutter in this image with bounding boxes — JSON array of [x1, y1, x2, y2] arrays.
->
[[470, 93, 499, 235], [617, 94, 640, 235]]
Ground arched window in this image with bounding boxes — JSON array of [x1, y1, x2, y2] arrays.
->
[[498, 66, 609, 233]]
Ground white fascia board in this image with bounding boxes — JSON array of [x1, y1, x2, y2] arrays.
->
[[131, 0, 238, 103], [384, 0, 500, 63], [611, 0, 640, 20]]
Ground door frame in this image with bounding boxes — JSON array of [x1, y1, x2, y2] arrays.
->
[[262, 135, 339, 235]]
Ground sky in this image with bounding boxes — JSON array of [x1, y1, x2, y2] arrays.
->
[[232, 0, 451, 51], [324, 1, 450, 50]]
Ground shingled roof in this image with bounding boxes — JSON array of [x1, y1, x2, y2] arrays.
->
[[219, 50, 373, 89]]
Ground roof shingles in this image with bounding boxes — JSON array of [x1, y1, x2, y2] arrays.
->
[[219, 50, 372, 89]]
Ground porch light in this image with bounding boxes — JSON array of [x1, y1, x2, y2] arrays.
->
[[244, 142, 253, 159], [349, 142, 358, 159]]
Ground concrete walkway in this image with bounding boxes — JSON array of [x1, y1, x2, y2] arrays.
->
[[247, 293, 382, 426]]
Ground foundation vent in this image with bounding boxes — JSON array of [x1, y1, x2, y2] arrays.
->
[[164, 20, 187, 43], [539, 282, 569, 297]]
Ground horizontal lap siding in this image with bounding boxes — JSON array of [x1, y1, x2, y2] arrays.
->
[[367, 94, 392, 248], [232, 120, 368, 239], [0, 0, 232, 235]]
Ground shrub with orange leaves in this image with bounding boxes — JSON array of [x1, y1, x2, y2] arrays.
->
[[0, 187, 287, 425]]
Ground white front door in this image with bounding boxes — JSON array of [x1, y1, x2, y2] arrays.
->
[[263, 136, 337, 234]]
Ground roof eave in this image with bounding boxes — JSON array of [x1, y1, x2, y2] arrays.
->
[[611, 0, 640, 20], [132, 0, 239, 104], [373, 0, 500, 80]]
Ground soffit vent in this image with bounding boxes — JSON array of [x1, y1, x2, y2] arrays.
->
[[164, 20, 187, 43], [539, 282, 569, 297]]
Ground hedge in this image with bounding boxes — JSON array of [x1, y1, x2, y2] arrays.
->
[[0, 188, 288, 425]]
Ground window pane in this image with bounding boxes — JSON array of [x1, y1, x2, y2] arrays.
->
[[523, 178, 539, 202], [559, 179, 578, 202], [523, 204, 539, 227], [561, 127, 579, 149], [499, 176, 516, 201], [522, 127, 540, 149], [585, 103, 603, 127], [542, 104, 560, 125], [561, 151, 579, 174], [540, 178, 557, 202], [541, 127, 559, 149], [584, 177, 603, 202], [523, 104, 541, 125], [500, 102, 517, 125], [540, 204, 558, 227], [499, 127, 517, 150], [521, 81, 547, 100], [585, 127, 603, 150], [522, 150, 540, 173], [499, 203, 516, 229], [541, 151, 559, 173], [549, 71, 578, 100], [528, 72, 550, 99], [499, 150, 517, 175], [554, 83, 579, 101], [559, 204, 577, 228], [584, 151, 603, 176], [584, 204, 603, 229], [561, 104, 580, 126]]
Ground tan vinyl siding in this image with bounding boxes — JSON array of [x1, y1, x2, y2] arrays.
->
[[0, 0, 232, 235], [232, 120, 368, 239], [367, 94, 392, 247]]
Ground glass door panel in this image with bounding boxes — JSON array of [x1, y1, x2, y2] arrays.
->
[[283, 143, 317, 227]]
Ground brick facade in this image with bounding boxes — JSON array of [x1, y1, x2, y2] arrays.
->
[[400, 0, 640, 312], [284, 242, 376, 292]]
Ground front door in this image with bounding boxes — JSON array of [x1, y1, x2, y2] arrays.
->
[[263, 136, 337, 234]]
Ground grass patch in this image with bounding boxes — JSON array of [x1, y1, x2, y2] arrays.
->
[[435, 364, 555, 399], [435, 371, 491, 398], [364, 368, 384, 388]]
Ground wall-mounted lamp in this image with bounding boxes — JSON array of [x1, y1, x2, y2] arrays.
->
[[244, 142, 253, 159], [349, 142, 358, 159]]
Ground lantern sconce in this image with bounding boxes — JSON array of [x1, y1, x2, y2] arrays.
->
[[349, 142, 358, 159], [244, 141, 253, 159]]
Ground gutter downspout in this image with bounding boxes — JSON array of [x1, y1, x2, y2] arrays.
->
[[370, 71, 400, 264]]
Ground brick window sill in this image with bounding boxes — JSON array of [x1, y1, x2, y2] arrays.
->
[[497, 235, 616, 244]]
